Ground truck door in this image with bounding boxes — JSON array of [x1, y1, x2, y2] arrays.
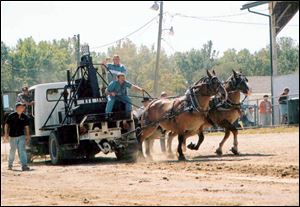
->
[[28, 89, 35, 134], [1, 91, 19, 135]]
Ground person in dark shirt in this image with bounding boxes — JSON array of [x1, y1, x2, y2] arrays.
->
[[278, 87, 290, 124], [4, 102, 31, 171]]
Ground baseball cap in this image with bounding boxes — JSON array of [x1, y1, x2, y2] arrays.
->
[[117, 72, 125, 77], [15, 102, 26, 108]]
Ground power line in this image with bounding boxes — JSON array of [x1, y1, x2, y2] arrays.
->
[[167, 11, 249, 19], [166, 8, 269, 20], [90, 15, 158, 50], [132, 17, 157, 41], [171, 12, 299, 27]]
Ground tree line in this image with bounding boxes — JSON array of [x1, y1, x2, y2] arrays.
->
[[1, 37, 299, 97]]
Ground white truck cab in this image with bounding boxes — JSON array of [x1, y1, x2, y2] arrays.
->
[[29, 82, 67, 137]]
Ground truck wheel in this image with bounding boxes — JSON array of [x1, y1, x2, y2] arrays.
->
[[85, 152, 96, 160], [49, 131, 64, 165], [115, 142, 139, 162]]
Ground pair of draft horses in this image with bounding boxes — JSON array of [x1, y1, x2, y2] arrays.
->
[[137, 69, 250, 161]]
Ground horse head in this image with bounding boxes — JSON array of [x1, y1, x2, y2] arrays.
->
[[193, 70, 227, 101], [227, 69, 250, 95]]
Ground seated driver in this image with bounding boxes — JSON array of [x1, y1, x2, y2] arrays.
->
[[105, 72, 144, 114]]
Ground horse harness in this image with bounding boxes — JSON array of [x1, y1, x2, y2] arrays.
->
[[206, 91, 248, 127], [163, 87, 210, 124]]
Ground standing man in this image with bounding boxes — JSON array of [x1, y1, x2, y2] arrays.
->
[[278, 87, 290, 124], [16, 86, 34, 114], [134, 97, 151, 120], [4, 102, 31, 171], [160, 91, 168, 99], [259, 95, 272, 126], [103, 55, 127, 83]]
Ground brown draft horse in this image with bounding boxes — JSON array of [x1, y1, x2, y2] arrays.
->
[[138, 70, 227, 161], [183, 69, 251, 156]]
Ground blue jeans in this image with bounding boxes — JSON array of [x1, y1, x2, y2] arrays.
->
[[105, 96, 132, 113], [8, 135, 28, 167]]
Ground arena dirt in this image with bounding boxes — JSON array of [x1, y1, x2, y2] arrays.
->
[[1, 131, 299, 205]]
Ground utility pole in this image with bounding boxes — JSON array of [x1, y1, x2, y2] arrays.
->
[[246, 8, 275, 126], [153, 1, 163, 97]]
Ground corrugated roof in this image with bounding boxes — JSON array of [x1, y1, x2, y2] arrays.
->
[[241, 1, 270, 10]]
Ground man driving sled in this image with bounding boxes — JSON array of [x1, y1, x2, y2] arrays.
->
[[105, 72, 144, 114]]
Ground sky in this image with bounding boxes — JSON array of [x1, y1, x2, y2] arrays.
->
[[1, 1, 299, 56]]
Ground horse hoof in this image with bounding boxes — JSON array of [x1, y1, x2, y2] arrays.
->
[[230, 147, 240, 155], [147, 156, 153, 161], [137, 153, 146, 161], [178, 155, 186, 161], [187, 143, 196, 150], [215, 148, 223, 156], [167, 153, 175, 159]]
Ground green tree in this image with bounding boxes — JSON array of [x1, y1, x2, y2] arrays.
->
[[174, 40, 218, 85], [277, 37, 299, 75]]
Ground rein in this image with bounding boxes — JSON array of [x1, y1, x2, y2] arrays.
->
[[187, 87, 209, 113]]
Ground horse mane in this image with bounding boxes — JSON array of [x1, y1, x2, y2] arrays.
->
[[194, 76, 209, 86]]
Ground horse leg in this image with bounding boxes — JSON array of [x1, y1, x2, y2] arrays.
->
[[182, 138, 187, 152], [215, 129, 230, 156], [230, 126, 240, 155], [167, 132, 176, 158], [187, 132, 204, 151], [218, 120, 240, 155], [137, 126, 157, 160], [136, 132, 146, 160], [177, 134, 186, 161], [144, 138, 153, 161]]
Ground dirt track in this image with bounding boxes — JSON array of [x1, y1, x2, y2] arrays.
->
[[1, 129, 299, 206]]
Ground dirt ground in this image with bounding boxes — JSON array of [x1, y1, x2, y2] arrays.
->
[[1, 128, 299, 206]]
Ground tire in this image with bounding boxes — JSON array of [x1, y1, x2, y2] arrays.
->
[[49, 131, 65, 165], [83, 141, 100, 160], [85, 152, 96, 160], [115, 142, 139, 162]]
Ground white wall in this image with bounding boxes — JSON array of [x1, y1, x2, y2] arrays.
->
[[273, 73, 299, 100]]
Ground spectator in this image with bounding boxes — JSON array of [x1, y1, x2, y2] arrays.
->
[[160, 91, 168, 99], [4, 102, 31, 171], [259, 95, 272, 126], [239, 110, 248, 128], [245, 106, 255, 127], [133, 97, 151, 120], [278, 87, 290, 124], [16, 86, 34, 114]]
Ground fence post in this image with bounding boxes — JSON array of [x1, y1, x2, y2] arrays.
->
[[287, 98, 289, 125], [256, 98, 259, 126]]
